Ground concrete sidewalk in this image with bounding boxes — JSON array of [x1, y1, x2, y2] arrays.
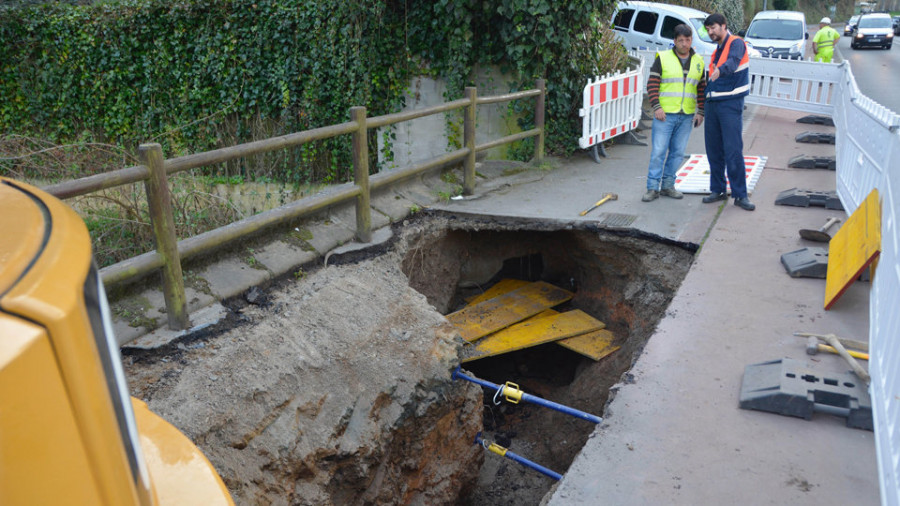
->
[[439, 105, 877, 504]]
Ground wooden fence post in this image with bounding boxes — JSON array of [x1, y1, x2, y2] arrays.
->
[[534, 78, 546, 163], [139, 143, 189, 331], [351, 106, 372, 243], [464, 86, 477, 195]]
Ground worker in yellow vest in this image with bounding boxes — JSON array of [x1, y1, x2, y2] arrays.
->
[[642, 24, 706, 202], [813, 17, 840, 62]]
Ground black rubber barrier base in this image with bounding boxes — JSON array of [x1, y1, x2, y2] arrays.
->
[[774, 188, 844, 210], [796, 115, 835, 126], [789, 155, 836, 170], [740, 358, 872, 431], [781, 247, 828, 278], [795, 131, 835, 144]]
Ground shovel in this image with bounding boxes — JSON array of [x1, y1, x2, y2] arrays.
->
[[799, 217, 840, 242]]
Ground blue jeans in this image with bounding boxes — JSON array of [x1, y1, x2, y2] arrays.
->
[[704, 97, 747, 199], [646, 112, 693, 191]]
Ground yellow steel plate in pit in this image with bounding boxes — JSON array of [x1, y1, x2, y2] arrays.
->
[[557, 329, 620, 361], [464, 279, 531, 305], [462, 279, 619, 360], [446, 281, 573, 342], [461, 309, 604, 362], [825, 188, 881, 310]]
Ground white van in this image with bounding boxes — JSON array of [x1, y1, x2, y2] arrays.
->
[[610, 1, 718, 56], [741, 11, 808, 59]]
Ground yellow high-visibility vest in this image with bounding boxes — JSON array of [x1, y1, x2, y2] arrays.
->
[[658, 50, 704, 114]]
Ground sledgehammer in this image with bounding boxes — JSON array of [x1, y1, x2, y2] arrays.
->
[[806, 336, 869, 360], [580, 192, 618, 216], [799, 217, 840, 242]]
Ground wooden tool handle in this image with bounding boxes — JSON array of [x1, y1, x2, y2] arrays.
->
[[793, 332, 869, 352], [822, 334, 871, 384]]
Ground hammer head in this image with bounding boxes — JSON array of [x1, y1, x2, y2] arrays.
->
[[606, 193, 619, 201], [806, 335, 820, 355], [799, 229, 831, 242]]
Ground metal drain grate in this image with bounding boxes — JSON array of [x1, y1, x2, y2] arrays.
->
[[597, 213, 637, 228]]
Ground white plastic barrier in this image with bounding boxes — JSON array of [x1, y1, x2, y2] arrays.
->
[[745, 57, 843, 115], [578, 55, 644, 149], [828, 62, 900, 506]]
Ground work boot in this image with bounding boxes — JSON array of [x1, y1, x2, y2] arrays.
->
[[659, 188, 683, 199], [641, 190, 659, 202], [734, 197, 756, 211], [702, 191, 727, 203]]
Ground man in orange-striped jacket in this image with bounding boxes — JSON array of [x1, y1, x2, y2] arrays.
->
[[701, 13, 755, 211]]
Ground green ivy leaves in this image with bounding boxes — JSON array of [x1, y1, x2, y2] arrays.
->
[[1, 0, 624, 181]]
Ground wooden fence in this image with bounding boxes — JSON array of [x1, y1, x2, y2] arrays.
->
[[42, 80, 547, 331]]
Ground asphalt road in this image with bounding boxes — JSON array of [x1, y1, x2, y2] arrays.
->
[[836, 30, 900, 113]]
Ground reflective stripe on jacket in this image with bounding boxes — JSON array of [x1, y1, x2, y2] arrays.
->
[[814, 26, 839, 51], [706, 33, 750, 101], [658, 50, 705, 114]]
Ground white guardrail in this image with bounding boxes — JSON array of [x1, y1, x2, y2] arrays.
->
[[595, 51, 900, 504]]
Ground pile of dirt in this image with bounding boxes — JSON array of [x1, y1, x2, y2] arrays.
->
[[125, 252, 483, 505]]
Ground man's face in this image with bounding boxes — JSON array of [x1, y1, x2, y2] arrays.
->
[[674, 34, 693, 56], [706, 23, 727, 42]]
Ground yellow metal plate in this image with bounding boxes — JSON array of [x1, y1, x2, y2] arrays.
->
[[557, 329, 620, 361], [461, 310, 604, 362], [447, 281, 574, 342], [825, 189, 881, 310], [462, 279, 618, 360], [464, 279, 531, 305]]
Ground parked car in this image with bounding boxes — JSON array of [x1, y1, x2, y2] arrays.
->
[[0, 177, 234, 505], [610, 1, 717, 56], [851, 12, 894, 49], [844, 15, 860, 35], [741, 10, 808, 59], [892, 15, 899, 35]]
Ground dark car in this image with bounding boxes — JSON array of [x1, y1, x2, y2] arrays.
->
[[893, 15, 899, 35], [844, 15, 860, 35], [851, 13, 894, 49]]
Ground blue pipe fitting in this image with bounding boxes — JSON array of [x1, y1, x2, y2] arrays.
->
[[452, 366, 602, 424], [474, 432, 563, 481]]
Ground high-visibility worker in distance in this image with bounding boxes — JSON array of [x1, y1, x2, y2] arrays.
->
[[813, 17, 841, 62]]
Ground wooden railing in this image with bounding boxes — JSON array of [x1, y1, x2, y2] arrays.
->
[[42, 80, 547, 330]]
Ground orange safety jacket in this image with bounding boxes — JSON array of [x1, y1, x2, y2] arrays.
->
[[706, 32, 750, 101]]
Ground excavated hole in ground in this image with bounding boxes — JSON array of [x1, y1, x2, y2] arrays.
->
[[121, 215, 696, 505], [398, 218, 696, 505]]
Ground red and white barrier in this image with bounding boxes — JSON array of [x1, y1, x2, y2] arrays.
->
[[578, 58, 645, 149]]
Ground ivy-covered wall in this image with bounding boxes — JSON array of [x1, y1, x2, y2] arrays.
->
[[0, 0, 622, 183]]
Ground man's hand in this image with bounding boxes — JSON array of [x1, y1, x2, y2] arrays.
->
[[693, 115, 704, 128], [709, 66, 720, 82], [654, 108, 666, 121]]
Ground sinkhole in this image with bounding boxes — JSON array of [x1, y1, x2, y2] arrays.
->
[[398, 217, 697, 505], [122, 214, 698, 505]]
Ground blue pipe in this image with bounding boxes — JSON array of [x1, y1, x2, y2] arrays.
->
[[452, 366, 602, 424], [474, 432, 563, 481]]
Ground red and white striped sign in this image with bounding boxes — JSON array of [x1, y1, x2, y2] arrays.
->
[[673, 154, 768, 194]]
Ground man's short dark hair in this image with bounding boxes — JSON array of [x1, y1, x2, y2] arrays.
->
[[673, 24, 693, 39], [704, 13, 727, 27]]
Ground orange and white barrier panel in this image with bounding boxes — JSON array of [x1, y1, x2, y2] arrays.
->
[[578, 59, 644, 149]]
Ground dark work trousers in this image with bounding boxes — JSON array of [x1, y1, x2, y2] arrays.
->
[[704, 96, 748, 199]]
